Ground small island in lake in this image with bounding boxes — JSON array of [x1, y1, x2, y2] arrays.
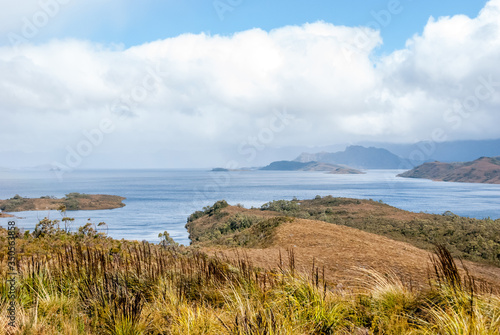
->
[[0, 193, 126, 213], [211, 167, 250, 172], [260, 160, 364, 174], [398, 156, 500, 184]]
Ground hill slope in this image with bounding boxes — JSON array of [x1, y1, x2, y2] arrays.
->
[[210, 217, 500, 288], [186, 198, 500, 288], [398, 156, 500, 184], [294, 145, 403, 169]]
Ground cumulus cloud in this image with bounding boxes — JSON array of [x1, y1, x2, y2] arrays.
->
[[1, 0, 500, 168], [375, 0, 500, 141]]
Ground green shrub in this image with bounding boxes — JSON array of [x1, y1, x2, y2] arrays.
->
[[64, 198, 80, 210], [261, 200, 300, 213], [206, 200, 229, 216], [65, 192, 90, 199], [219, 214, 260, 235], [187, 210, 205, 223], [232, 216, 294, 247]]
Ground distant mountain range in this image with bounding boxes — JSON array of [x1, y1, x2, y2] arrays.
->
[[397, 157, 500, 184], [294, 145, 404, 169], [362, 139, 500, 163], [260, 161, 363, 174]]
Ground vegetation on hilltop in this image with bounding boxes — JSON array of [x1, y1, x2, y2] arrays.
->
[[186, 200, 295, 247], [263, 196, 500, 266], [187, 196, 500, 267]]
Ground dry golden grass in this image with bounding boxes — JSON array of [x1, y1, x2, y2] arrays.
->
[[200, 206, 500, 291]]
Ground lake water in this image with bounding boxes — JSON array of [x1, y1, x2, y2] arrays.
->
[[0, 169, 499, 246]]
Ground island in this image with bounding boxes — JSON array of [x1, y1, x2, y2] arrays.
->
[[0, 193, 126, 213], [294, 145, 404, 169], [260, 160, 364, 174], [211, 167, 250, 172], [397, 156, 500, 184]]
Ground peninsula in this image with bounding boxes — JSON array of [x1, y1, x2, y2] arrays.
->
[[398, 156, 500, 184]]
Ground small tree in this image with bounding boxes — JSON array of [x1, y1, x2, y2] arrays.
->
[[58, 205, 75, 233], [158, 231, 179, 249], [97, 222, 108, 235], [33, 217, 60, 238]]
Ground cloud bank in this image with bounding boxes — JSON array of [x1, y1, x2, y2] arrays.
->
[[1, 0, 500, 168]]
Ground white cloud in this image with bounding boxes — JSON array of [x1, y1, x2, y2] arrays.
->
[[1, 1, 500, 168], [374, 0, 500, 141]]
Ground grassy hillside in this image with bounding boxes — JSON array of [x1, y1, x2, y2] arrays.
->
[[1, 199, 500, 333], [187, 197, 500, 267]]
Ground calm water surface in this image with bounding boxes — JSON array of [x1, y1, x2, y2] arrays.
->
[[0, 169, 499, 245]]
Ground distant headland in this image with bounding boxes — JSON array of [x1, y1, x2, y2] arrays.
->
[[398, 157, 500, 184]]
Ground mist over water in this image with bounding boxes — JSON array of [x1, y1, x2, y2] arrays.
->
[[1, 169, 499, 246]]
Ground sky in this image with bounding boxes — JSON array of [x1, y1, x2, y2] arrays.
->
[[0, 0, 499, 169]]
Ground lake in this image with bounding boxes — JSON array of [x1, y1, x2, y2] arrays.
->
[[1, 169, 499, 245]]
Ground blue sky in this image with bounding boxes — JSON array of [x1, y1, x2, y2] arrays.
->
[[2, 0, 488, 54], [0, 0, 499, 169], [116, 0, 486, 54]]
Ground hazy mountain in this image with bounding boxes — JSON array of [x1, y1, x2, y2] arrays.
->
[[397, 157, 500, 184], [260, 161, 363, 174], [294, 145, 404, 169], [362, 139, 500, 163]]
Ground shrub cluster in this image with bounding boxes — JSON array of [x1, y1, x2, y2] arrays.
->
[[187, 200, 229, 223], [261, 196, 500, 266]]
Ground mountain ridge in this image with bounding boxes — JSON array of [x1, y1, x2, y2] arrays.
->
[[363, 138, 500, 163]]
